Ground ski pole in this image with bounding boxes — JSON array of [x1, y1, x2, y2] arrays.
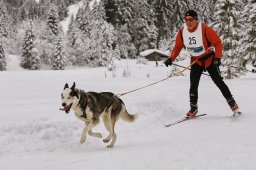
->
[[172, 63, 210, 76], [229, 65, 256, 73]]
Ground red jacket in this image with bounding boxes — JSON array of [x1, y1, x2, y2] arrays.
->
[[170, 22, 222, 68]]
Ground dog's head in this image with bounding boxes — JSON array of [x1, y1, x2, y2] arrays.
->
[[60, 82, 79, 114]]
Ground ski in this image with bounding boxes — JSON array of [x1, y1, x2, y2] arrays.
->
[[164, 114, 207, 127]]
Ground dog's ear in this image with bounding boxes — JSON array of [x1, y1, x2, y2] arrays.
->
[[64, 83, 69, 89], [71, 82, 76, 90]]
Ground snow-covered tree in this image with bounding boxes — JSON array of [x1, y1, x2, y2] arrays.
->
[[56, 0, 69, 21], [52, 36, 67, 70], [116, 0, 135, 26], [0, 0, 11, 39], [103, 0, 119, 26], [84, 1, 118, 66], [20, 22, 41, 70], [0, 0, 15, 53], [33, 3, 62, 66], [212, 0, 243, 79], [76, 1, 91, 35], [32, 19, 55, 65], [0, 44, 6, 71], [66, 14, 87, 65], [171, 0, 188, 29], [130, 1, 158, 55], [152, 0, 173, 48], [67, 15, 77, 48], [117, 24, 136, 58], [192, 0, 214, 24], [238, 0, 256, 67], [38, 0, 69, 21], [47, 4, 59, 36]]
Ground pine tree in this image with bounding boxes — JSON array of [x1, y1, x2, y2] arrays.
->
[[38, 0, 68, 21], [0, 0, 10, 39], [103, 0, 119, 27], [171, 0, 188, 29], [77, 1, 91, 35], [20, 21, 41, 70], [117, 24, 135, 58], [75, 6, 84, 30], [67, 15, 77, 48], [152, 0, 173, 48], [116, 0, 135, 25], [56, 0, 69, 21], [52, 36, 67, 70], [0, 44, 6, 71], [66, 14, 86, 65], [192, 0, 214, 24], [238, 0, 256, 67], [130, 1, 158, 54], [88, 1, 118, 66], [47, 4, 59, 36], [33, 20, 55, 65], [212, 0, 243, 79]]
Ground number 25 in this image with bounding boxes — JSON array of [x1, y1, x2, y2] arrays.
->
[[189, 37, 196, 45]]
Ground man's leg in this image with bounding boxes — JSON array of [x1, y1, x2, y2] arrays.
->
[[190, 64, 203, 104], [207, 64, 239, 111], [187, 64, 203, 116]]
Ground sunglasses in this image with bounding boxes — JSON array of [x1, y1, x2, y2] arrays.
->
[[185, 18, 195, 22]]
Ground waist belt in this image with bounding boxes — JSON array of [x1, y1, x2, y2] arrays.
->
[[191, 51, 215, 71]]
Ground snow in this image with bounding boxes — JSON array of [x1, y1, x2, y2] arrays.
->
[[1, 55, 256, 170], [140, 49, 170, 57]]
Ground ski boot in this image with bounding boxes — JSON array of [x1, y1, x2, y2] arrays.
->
[[186, 103, 198, 117], [227, 97, 241, 116]]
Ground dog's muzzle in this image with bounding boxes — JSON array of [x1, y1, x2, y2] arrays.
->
[[59, 103, 73, 114]]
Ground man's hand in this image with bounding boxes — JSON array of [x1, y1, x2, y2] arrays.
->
[[164, 58, 173, 67], [213, 58, 221, 66]]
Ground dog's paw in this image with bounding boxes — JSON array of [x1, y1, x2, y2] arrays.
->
[[88, 131, 102, 138], [95, 133, 102, 138], [107, 144, 114, 148], [103, 138, 110, 143], [80, 137, 86, 144]]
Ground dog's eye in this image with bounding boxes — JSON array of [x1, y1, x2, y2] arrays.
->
[[61, 94, 64, 99], [67, 96, 72, 99]]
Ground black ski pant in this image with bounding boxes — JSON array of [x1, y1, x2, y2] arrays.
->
[[189, 63, 233, 104]]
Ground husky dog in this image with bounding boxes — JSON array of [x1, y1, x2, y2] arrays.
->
[[60, 82, 137, 148]]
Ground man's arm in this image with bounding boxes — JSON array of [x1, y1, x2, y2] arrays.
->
[[170, 29, 184, 61], [206, 26, 223, 59]]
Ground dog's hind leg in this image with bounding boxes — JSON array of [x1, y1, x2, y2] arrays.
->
[[103, 111, 117, 148], [107, 115, 117, 148]]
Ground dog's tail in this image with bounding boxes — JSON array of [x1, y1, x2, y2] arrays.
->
[[120, 104, 137, 122]]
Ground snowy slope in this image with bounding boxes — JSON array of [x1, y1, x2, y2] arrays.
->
[[60, 0, 100, 34], [60, 1, 84, 34], [0, 55, 256, 170]]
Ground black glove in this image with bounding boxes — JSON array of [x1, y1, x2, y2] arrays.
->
[[164, 58, 173, 67], [213, 58, 221, 66]]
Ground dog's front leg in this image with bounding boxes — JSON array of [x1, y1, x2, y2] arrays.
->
[[88, 118, 102, 138], [80, 120, 93, 144]]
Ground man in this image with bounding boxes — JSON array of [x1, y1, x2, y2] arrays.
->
[[164, 10, 240, 117]]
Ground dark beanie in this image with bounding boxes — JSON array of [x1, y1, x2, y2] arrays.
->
[[185, 10, 198, 20]]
